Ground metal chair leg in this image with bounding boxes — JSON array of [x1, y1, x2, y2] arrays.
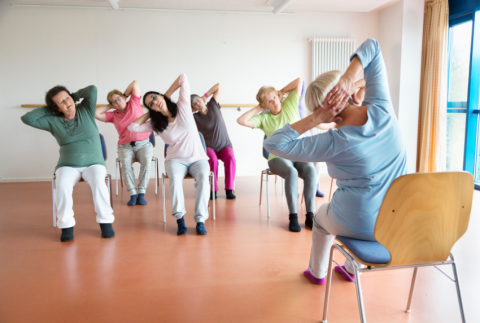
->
[[450, 253, 467, 323], [211, 171, 215, 220], [52, 177, 56, 228], [259, 171, 264, 206], [405, 267, 418, 313], [353, 263, 367, 323], [266, 171, 270, 218], [154, 158, 158, 195], [322, 246, 336, 323], [162, 175, 166, 223], [157, 160, 160, 188]]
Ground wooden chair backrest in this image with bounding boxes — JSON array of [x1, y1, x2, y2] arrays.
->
[[374, 172, 473, 267]]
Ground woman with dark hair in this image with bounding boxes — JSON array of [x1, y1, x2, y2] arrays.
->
[[128, 73, 210, 236], [191, 83, 236, 200], [21, 85, 115, 242], [95, 80, 153, 206]]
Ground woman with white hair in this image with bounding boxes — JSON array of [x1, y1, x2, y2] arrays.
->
[[264, 38, 408, 284]]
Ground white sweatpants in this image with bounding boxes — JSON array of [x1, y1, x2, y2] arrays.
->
[[55, 165, 114, 228]]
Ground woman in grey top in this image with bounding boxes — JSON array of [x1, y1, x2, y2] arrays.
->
[[191, 83, 237, 200]]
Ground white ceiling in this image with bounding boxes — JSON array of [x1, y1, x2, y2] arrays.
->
[[10, 0, 401, 13]]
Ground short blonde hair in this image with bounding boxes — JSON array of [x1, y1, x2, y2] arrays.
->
[[305, 70, 342, 113], [256, 86, 277, 108], [107, 89, 123, 105]]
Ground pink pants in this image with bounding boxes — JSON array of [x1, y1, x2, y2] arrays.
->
[[206, 146, 236, 191]]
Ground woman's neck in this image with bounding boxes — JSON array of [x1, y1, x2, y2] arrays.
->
[[335, 104, 368, 127], [64, 108, 76, 121]]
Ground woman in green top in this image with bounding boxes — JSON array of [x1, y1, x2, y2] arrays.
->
[[21, 85, 115, 242], [237, 78, 317, 232]]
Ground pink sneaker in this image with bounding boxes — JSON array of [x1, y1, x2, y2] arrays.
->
[[334, 265, 355, 282], [304, 269, 326, 285]]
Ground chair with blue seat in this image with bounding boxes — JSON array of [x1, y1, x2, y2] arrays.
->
[[321, 172, 473, 323], [115, 132, 159, 195], [52, 133, 113, 227], [161, 132, 215, 223]]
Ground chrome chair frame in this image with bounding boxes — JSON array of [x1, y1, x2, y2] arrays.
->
[[52, 174, 112, 227], [321, 246, 466, 323], [52, 133, 113, 228], [115, 132, 159, 196]]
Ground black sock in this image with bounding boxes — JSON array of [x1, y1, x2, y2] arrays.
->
[[225, 190, 236, 199], [305, 212, 314, 228], [177, 217, 187, 236], [210, 191, 217, 200], [289, 214, 301, 232], [60, 227, 74, 242], [100, 223, 115, 238]]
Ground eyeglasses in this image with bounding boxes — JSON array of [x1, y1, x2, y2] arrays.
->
[[193, 98, 202, 106], [111, 96, 122, 105], [148, 95, 158, 108]]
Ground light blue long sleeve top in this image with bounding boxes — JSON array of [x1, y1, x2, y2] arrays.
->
[[264, 39, 408, 235]]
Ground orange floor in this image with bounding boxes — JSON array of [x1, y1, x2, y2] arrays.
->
[[0, 175, 478, 323]]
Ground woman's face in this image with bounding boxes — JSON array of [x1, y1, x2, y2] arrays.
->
[[192, 97, 206, 112], [263, 91, 281, 115], [145, 93, 168, 115], [52, 91, 75, 117], [110, 94, 126, 111]]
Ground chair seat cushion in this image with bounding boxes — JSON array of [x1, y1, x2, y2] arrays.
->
[[336, 236, 391, 265]]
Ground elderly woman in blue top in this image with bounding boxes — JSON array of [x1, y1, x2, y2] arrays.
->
[[264, 38, 408, 285]]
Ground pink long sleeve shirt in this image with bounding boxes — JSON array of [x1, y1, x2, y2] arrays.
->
[[128, 74, 208, 164]]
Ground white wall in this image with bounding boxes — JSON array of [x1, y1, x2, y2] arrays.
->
[[0, 3, 380, 181], [379, 0, 424, 173]]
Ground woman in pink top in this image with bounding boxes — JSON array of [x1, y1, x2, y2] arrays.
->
[[95, 80, 153, 206], [128, 74, 210, 236]]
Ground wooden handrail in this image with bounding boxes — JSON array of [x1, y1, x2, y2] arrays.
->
[[21, 103, 257, 108]]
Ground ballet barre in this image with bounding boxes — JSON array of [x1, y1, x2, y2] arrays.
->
[[21, 104, 258, 108]]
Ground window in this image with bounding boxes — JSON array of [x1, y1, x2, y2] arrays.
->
[[446, 21, 472, 171]]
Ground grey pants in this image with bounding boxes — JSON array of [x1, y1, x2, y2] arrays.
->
[[117, 138, 153, 196], [309, 202, 376, 279], [165, 159, 210, 223], [268, 157, 317, 214]]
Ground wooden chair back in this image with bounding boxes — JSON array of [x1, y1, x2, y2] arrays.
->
[[374, 172, 473, 267]]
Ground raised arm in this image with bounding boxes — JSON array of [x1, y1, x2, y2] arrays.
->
[[127, 112, 153, 133], [165, 73, 191, 113], [21, 106, 53, 131], [289, 92, 347, 135], [237, 105, 265, 129], [352, 79, 366, 104], [205, 83, 221, 103], [263, 125, 337, 163], [71, 85, 98, 113], [95, 105, 112, 122], [124, 80, 141, 98], [329, 39, 392, 113], [164, 75, 182, 99], [278, 77, 302, 98]]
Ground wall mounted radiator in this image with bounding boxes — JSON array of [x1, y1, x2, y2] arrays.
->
[[308, 38, 355, 80]]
